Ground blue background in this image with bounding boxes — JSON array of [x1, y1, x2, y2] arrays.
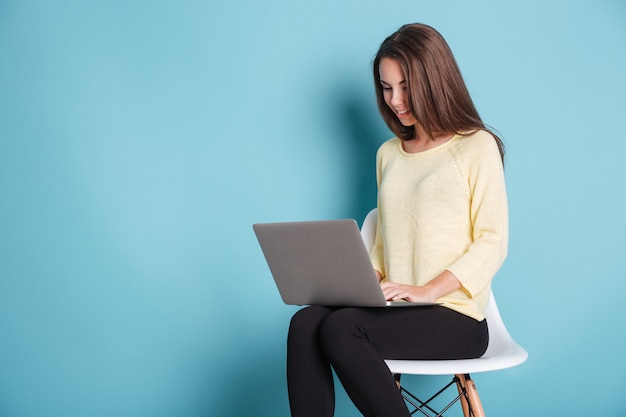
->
[[1, 1, 625, 416]]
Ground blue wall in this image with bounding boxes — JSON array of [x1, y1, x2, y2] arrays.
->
[[1, 1, 625, 416]]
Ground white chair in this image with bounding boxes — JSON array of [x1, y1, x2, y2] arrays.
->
[[360, 208, 527, 417]]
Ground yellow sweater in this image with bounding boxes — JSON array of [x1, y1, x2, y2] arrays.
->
[[369, 130, 508, 321]]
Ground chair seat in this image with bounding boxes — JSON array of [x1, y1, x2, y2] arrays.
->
[[385, 342, 528, 375]]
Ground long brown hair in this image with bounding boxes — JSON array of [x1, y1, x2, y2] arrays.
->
[[373, 23, 504, 162]]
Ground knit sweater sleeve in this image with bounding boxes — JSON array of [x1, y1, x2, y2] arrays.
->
[[446, 132, 508, 297], [368, 141, 389, 277]]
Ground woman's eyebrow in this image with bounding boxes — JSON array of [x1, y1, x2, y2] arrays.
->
[[380, 79, 406, 85]]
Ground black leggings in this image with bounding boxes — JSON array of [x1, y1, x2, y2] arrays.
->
[[287, 305, 488, 417]]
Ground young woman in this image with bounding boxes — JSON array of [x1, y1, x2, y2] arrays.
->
[[287, 23, 508, 417]]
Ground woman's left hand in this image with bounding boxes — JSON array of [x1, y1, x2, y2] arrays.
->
[[380, 270, 462, 303], [380, 282, 437, 303]]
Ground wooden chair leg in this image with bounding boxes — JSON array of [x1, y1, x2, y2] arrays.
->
[[463, 374, 486, 417], [455, 374, 471, 417], [394, 373, 402, 389]]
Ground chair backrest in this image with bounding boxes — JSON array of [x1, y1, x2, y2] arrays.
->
[[360, 208, 527, 362], [481, 291, 517, 357], [360, 208, 378, 253]]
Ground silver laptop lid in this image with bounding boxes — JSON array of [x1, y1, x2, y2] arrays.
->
[[254, 219, 438, 308], [253, 219, 388, 307]]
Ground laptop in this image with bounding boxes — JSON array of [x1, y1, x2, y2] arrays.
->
[[253, 219, 438, 307]]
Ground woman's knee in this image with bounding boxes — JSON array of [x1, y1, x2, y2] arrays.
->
[[318, 308, 368, 351], [289, 306, 334, 334]]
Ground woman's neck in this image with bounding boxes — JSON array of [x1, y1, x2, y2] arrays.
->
[[402, 123, 454, 153]]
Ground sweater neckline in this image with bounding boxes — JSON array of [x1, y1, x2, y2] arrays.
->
[[396, 134, 461, 158]]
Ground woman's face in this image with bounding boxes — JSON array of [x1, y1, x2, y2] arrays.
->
[[378, 58, 418, 127]]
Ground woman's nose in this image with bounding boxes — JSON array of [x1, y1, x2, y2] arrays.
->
[[390, 89, 405, 106]]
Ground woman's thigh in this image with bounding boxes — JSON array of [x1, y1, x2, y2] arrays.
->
[[321, 306, 488, 360]]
